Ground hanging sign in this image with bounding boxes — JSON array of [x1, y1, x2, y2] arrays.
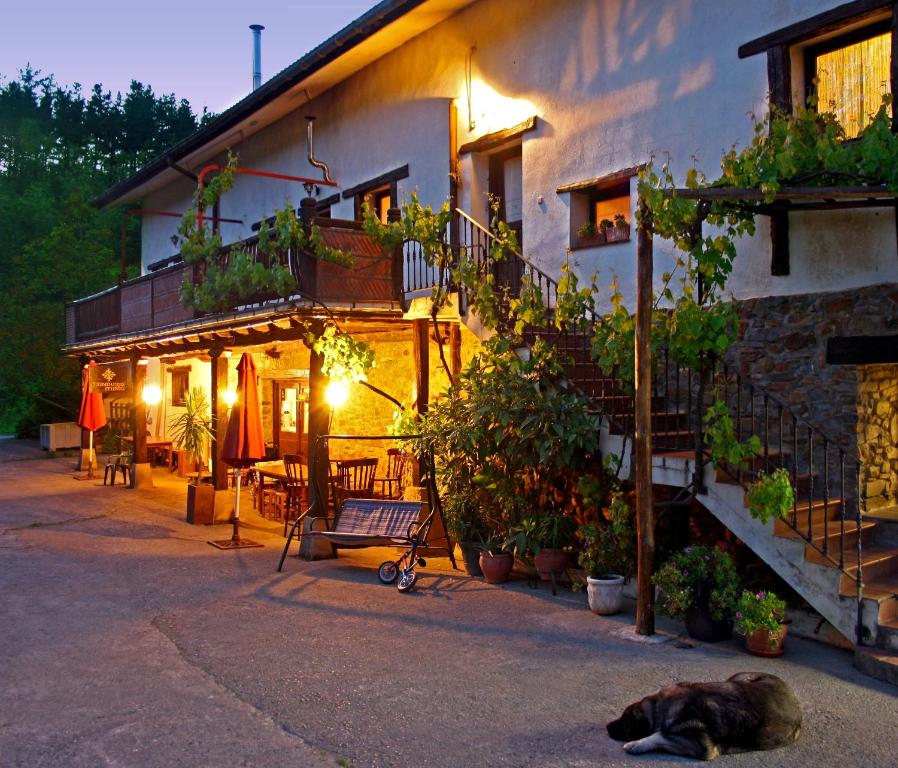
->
[[90, 363, 132, 396]]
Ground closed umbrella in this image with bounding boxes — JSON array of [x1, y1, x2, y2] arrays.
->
[[75, 365, 107, 480], [209, 352, 264, 550]]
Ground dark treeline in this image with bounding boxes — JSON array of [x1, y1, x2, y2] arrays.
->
[[0, 67, 210, 435]]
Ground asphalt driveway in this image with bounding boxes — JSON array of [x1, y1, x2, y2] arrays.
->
[[1, 456, 895, 767]]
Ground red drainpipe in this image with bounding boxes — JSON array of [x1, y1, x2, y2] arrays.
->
[[195, 165, 338, 230]]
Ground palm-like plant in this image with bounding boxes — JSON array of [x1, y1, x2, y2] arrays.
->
[[168, 387, 214, 485]]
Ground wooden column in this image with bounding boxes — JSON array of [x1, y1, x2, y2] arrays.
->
[[766, 45, 792, 115], [413, 318, 430, 415], [449, 323, 462, 378], [388, 207, 404, 304], [210, 349, 229, 491], [130, 356, 152, 488], [634, 203, 655, 636], [300, 342, 334, 560], [298, 196, 319, 296], [892, 3, 898, 134]]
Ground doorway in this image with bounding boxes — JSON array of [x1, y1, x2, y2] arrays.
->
[[273, 380, 309, 459], [487, 144, 524, 294]]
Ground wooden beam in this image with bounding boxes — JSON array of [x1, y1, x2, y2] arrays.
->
[[634, 201, 655, 636], [458, 116, 537, 156], [739, 0, 891, 58], [767, 45, 793, 114], [673, 185, 895, 201], [449, 323, 462, 377], [826, 335, 898, 364]]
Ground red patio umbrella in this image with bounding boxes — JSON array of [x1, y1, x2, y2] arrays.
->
[[75, 365, 106, 480], [209, 352, 264, 550]]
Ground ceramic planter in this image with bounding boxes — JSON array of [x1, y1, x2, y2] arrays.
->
[[684, 581, 733, 642], [744, 624, 788, 657], [479, 551, 514, 584], [576, 232, 607, 248], [533, 549, 569, 580], [587, 575, 625, 615], [606, 225, 630, 243]]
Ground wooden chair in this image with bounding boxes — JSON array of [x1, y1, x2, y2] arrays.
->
[[330, 457, 378, 508], [373, 449, 410, 500], [281, 454, 308, 537]]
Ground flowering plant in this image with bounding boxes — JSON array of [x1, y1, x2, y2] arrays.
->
[[652, 545, 741, 621], [734, 589, 787, 634], [576, 494, 635, 578]]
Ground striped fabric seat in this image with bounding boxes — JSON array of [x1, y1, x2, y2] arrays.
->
[[310, 499, 424, 547]]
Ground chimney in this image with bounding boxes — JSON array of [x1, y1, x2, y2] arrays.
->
[[249, 24, 264, 91]]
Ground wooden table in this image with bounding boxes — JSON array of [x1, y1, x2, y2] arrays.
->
[[253, 460, 303, 518], [123, 436, 174, 469]]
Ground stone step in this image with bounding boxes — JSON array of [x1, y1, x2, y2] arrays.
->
[[772, 499, 845, 533], [854, 646, 898, 685], [801, 520, 879, 566]]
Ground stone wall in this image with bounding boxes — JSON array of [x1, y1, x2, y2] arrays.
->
[[857, 364, 898, 513], [728, 283, 898, 456]]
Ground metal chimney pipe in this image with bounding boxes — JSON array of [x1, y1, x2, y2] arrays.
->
[[249, 24, 264, 91]]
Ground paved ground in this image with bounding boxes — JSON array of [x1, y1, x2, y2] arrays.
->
[[1, 456, 896, 767]]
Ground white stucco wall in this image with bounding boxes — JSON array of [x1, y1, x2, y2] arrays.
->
[[140, 0, 898, 307]]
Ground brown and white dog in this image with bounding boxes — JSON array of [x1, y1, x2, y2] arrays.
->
[[606, 672, 801, 760]]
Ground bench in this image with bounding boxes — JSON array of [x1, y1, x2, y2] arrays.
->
[[307, 499, 426, 548]]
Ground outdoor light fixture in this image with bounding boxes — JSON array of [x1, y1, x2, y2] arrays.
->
[[142, 383, 162, 406], [325, 379, 350, 409], [223, 389, 238, 409]]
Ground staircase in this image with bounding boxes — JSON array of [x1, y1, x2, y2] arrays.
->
[[408, 208, 898, 680]]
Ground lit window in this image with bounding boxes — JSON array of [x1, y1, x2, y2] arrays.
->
[[558, 170, 636, 250], [170, 369, 189, 407], [808, 26, 892, 137]]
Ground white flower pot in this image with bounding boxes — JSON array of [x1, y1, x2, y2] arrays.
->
[[587, 574, 625, 615]]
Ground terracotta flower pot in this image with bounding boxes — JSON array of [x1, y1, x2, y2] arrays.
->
[[745, 624, 788, 657], [479, 551, 513, 584], [587, 574, 625, 615], [458, 541, 484, 577], [533, 549, 569, 580]]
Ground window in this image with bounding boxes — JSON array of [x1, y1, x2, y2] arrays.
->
[[358, 185, 392, 223], [170, 368, 189, 407], [557, 167, 637, 250], [342, 165, 409, 222], [806, 23, 892, 137]]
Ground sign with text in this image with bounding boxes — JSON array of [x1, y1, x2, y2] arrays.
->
[[90, 363, 132, 396]]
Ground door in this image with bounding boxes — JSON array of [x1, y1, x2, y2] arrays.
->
[[273, 380, 308, 459], [487, 145, 524, 294]]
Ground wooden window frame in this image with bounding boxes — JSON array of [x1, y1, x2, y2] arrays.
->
[[342, 165, 408, 221], [557, 167, 639, 252], [170, 367, 190, 407]]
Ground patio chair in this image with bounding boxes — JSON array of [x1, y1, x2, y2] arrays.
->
[[372, 448, 411, 500], [281, 454, 308, 537], [103, 452, 132, 486], [329, 457, 378, 508]]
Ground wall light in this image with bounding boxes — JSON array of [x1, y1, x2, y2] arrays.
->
[[223, 389, 238, 409], [142, 384, 162, 406], [325, 379, 349, 409]]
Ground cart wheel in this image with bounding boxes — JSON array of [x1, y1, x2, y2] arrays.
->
[[378, 561, 399, 584], [417, 558, 427, 567], [397, 570, 418, 593]]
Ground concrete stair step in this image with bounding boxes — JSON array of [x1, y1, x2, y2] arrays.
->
[[772, 499, 845, 532], [854, 646, 898, 686]]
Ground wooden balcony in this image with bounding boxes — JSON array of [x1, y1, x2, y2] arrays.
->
[[65, 218, 400, 346]]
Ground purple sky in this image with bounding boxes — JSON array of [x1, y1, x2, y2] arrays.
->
[[1, 1, 377, 114]]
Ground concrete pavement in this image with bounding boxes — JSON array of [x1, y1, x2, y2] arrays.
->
[[1, 456, 896, 767]]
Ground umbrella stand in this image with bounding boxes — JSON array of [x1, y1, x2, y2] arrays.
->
[[208, 467, 263, 550], [72, 429, 97, 481]]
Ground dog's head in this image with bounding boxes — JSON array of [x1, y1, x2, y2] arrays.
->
[[607, 700, 652, 742]]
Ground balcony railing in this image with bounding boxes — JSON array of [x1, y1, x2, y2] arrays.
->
[[65, 217, 400, 345]]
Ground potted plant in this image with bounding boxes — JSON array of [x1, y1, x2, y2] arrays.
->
[[735, 589, 788, 656], [576, 493, 635, 614], [576, 221, 606, 248], [598, 218, 614, 241], [746, 467, 795, 524], [168, 387, 215, 525], [478, 530, 515, 584], [653, 545, 741, 642], [606, 213, 630, 242], [531, 514, 575, 580]]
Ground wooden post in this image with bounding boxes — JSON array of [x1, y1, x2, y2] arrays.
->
[[449, 323, 462, 377], [130, 356, 152, 488], [300, 340, 334, 560], [413, 318, 430, 415], [210, 349, 229, 491], [388, 206, 404, 304], [634, 201, 655, 636], [298, 196, 319, 296]]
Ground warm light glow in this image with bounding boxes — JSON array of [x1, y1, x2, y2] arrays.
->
[[142, 384, 162, 406], [223, 389, 238, 409], [467, 78, 535, 135], [325, 379, 350, 409]]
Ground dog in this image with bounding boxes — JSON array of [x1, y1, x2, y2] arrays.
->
[[606, 672, 801, 760]]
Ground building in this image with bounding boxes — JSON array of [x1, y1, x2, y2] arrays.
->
[[64, 0, 898, 666]]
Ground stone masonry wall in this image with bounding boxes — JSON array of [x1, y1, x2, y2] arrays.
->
[[857, 364, 898, 513], [727, 283, 898, 459]]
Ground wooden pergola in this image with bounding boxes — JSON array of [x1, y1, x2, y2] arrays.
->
[[631, 183, 898, 635]]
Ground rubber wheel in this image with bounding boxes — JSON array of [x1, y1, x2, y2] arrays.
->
[[397, 570, 418, 593], [378, 561, 398, 584], [417, 558, 427, 567]]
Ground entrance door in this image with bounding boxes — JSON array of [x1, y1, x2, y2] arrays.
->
[[488, 145, 524, 294], [273, 380, 308, 459]]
